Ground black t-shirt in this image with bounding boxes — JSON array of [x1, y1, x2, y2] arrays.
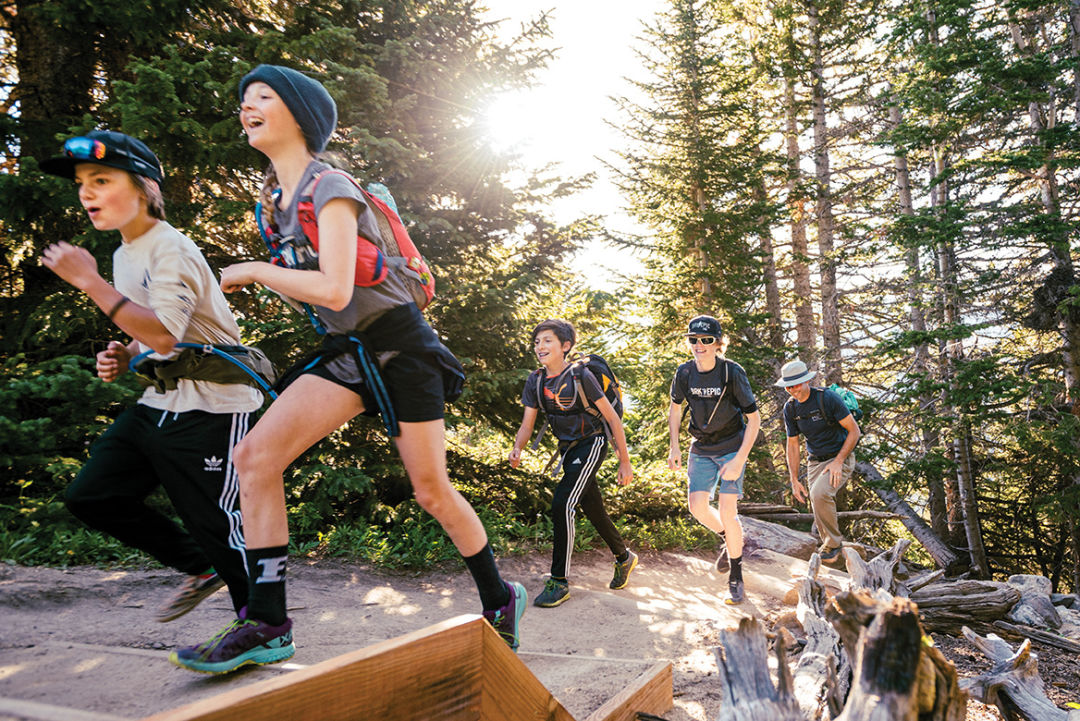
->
[[783, 387, 851, 459], [670, 359, 758, 456], [522, 366, 606, 442]]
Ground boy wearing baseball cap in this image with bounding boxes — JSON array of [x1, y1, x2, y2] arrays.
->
[[668, 315, 760, 604], [40, 130, 262, 624], [775, 360, 861, 563]]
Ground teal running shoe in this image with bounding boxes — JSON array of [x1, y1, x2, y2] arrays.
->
[[170, 610, 294, 674], [483, 581, 527, 650]]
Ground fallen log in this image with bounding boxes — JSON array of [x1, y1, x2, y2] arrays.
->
[[856, 461, 961, 571], [737, 502, 798, 515], [747, 510, 902, 524], [740, 516, 819, 560], [714, 617, 804, 721], [959, 627, 1077, 721], [990, 620, 1080, 655], [910, 581, 1021, 635]]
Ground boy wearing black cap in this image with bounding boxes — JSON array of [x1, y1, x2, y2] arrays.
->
[[667, 315, 760, 604], [40, 130, 263, 624]]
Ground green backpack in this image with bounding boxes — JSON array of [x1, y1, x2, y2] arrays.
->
[[820, 383, 864, 422]]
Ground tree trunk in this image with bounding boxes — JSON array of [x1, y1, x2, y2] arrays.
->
[[783, 66, 817, 362], [807, 0, 840, 385], [858, 461, 959, 571], [10, 0, 98, 162], [953, 426, 989, 577], [1073, 0, 1080, 120], [1011, 8, 1080, 593], [888, 99, 949, 542], [922, 4, 986, 577]]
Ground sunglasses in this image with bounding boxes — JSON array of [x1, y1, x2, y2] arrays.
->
[[63, 137, 109, 161], [688, 336, 716, 345]]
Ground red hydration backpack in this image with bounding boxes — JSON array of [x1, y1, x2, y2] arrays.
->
[[256, 169, 435, 311]]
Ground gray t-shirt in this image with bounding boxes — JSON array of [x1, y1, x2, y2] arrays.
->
[[274, 160, 415, 383]]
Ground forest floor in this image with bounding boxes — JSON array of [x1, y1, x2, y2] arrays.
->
[[0, 548, 1075, 721]]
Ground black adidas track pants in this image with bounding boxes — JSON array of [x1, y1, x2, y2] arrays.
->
[[550, 434, 627, 579], [64, 405, 250, 613]]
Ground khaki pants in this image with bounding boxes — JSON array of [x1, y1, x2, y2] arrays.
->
[[806, 453, 855, 550]]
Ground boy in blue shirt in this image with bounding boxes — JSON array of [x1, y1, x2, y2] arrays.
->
[[776, 360, 861, 563]]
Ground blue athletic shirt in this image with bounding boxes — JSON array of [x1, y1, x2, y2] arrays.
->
[[783, 387, 851, 459]]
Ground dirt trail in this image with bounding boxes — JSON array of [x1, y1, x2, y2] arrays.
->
[[0, 549, 1014, 720]]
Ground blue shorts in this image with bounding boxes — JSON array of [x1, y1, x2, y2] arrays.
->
[[687, 451, 745, 498]]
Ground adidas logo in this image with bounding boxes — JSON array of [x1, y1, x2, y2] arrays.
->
[[572, 458, 582, 465], [204, 456, 223, 472]]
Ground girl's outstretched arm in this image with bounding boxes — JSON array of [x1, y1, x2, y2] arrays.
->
[[221, 197, 359, 310]]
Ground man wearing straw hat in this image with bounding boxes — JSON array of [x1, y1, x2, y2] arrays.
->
[[776, 360, 861, 563]]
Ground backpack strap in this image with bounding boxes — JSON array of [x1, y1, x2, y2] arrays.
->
[[129, 343, 278, 399], [530, 369, 548, 451], [687, 359, 729, 431], [270, 333, 399, 437], [816, 387, 836, 425]]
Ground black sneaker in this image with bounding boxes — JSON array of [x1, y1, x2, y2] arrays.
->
[[715, 546, 730, 574], [820, 545, 842, 563], [155, 572, 225, 623], [610, 550, 639, 589], [534, 577, 570, 607], [725, 579, 745, 605]]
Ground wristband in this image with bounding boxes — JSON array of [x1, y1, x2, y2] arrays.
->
[[107, 296, 129, 320]]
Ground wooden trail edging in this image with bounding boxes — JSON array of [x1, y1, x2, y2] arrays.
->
[[139, 615, 672, 721]]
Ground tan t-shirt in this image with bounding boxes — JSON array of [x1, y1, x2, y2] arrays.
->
[[112, 221, 263, 414]]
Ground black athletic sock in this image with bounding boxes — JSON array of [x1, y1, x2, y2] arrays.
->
[[615, 550, 630, 564], [245, 545, 288, 626], [729, 555, 743, 583], [464, 544, 510, 611]]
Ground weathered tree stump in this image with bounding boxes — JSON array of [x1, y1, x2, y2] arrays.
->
[[791, 554, 849, 720], [714, 616, 804, 721], [827, 594, 966, 721], [843, 539, 912, 597], [959, 626, 1080, 721]]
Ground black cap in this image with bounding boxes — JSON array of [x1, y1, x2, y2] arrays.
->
[[40, 130, 164, 184], [685, 315, 723, 337]]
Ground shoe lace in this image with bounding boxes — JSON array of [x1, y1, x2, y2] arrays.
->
[[198, 618, 253, 652], [543, 577, 562, 593]]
